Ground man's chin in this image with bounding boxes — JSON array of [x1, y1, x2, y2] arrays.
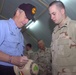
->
[[54, 22, 59, 25], [54, 22, 58, 24]]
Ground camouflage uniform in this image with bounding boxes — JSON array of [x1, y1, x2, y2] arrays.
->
[[35, 47, 52, 75], [51, 17, 76, 75], [25, 50, 35, 60]]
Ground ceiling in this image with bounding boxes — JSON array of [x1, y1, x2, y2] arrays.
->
[[0, 0, 76, 51]]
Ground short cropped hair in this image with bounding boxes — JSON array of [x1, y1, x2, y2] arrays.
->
[[49, 1, 65, 9], [26, 43, 32, 48]]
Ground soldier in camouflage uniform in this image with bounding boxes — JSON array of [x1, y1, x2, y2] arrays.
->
[[24, 43, 35, 60], [49, 1, 76, 75], [35, 40, 52, 75]]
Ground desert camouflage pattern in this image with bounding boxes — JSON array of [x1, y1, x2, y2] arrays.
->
[[35, 47, 52, 75], [51, 17, 76, 75]]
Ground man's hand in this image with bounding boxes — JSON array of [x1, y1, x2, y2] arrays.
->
[[10, 56, 28, 67]]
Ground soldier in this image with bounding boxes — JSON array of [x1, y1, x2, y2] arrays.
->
[[35, 40, 52, 75], [49, 1, 76, 75], [24, 43, 35, 60]]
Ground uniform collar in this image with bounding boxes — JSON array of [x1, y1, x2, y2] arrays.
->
[[53, 17, 71, 33], [39, 47, 47, 52], [9, 18, 21, 31]]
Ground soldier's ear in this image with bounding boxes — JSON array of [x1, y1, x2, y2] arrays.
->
[[61, 8, 65, 15], [15, 9, 20, 16]]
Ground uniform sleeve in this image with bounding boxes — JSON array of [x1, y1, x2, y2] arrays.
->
[[0, 21, 6, 46], [50, 32, 53, 51], [75, 25, 76, 43], [69, 21, 76, 43], [33, 51, 39, 62]]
